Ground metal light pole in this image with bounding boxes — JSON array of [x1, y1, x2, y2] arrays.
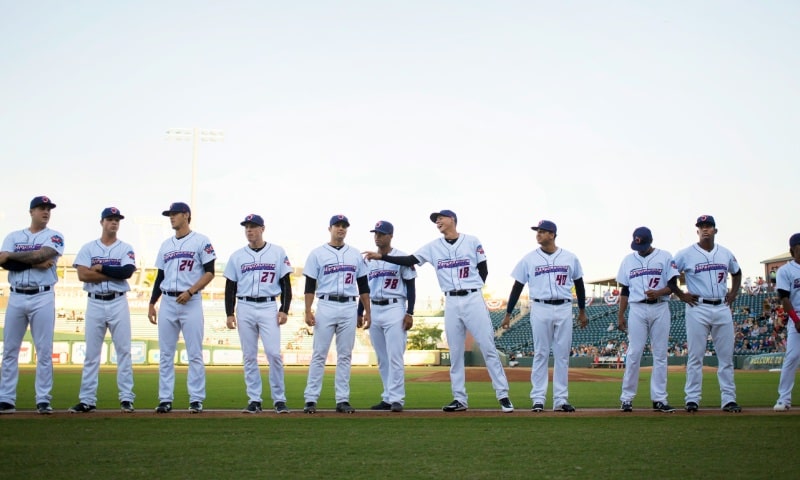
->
[[165, 128, 224, 217]]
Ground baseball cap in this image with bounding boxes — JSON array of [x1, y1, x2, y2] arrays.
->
[[695, 215, 715, 227], [329, 214, 350, 227], [790, 233, 800, 248], [370, 220, 394, 235], [30, 196, 56, 209], [630, 226, 653, 253], [531, 220, 557, 234], [429, 209, 457, 223], [240, 214, 264, 227], [162, 202, 191, 216], [101, 207, 125, 220]]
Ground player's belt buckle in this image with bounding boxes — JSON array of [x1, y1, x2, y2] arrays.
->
[[319, 295, 356, 302], [11, 286, 51, 295], [237, 296, 276, 303], [640, 299, 661, 304], [88, 292, 125, 301], [446, 289, 477, 297], [371, 298, 398, 306], [534, 298, 567, 305], [701, 299, 723, 305], [162, 291, 182, 297]]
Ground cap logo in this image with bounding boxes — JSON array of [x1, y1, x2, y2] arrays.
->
[[698, 215, 709, 222], [634, 236, 643, 245], [109, 207, 118, 215], [42, 196, 50, 203], [246, 214, 254, 221]]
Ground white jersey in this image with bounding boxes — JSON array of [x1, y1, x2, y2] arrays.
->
[[224, 243, 294, 297], [776, 261, 800, 310], [616, 249, 678, 303], [155, 231, 216, 292], [674, 243, 740, 299], [511, 247, 583, 300], [414, 234, 486, 292], [1, 227, 64, 288], [73, 239, 136, 294], [304, 244, 367, 296], [367, 248, 417, 300]]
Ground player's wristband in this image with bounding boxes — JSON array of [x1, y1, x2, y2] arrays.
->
[[187, 290, 194, 297]]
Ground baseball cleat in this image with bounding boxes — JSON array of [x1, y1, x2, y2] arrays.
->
[[653, 401, 676, 413], [370, 401, 392, 411], [242, 401, 262, 414], [336, 402, 356, 414], [531, 402, 544, 413], [155, 402, 173, 414], [774, 401, 791, 412], [620, 401, 633, 412], [442, 400, 467, 412], [274, 402, 289, 414], [303, 402, 317, 414], [554, 403, 575, 412], [685, 401, 699, 413], [120, 401, 135, 413], [390, 402, 403, 413], [0, 402, 17, 414], [68, 402, 97, 413], [36, 402, 53, 415], [499, 397, 514, 413], [722, 402, 741, 413], [188, 401, 203, 414]]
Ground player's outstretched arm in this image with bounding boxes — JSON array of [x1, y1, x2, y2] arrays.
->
[[363, 251, 419, 266]]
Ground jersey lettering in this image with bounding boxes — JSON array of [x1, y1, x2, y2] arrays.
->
[[260, 271, 275, 283], [648, 278, 660, 288], [383, 278, 399, 289], [717, 272, 725, 283], [458, 266, 470, 279], [179, 259, 194, 271], [555, 274, 567, 285]]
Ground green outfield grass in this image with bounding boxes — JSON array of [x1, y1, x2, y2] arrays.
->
[[2, 366, 799, 479]]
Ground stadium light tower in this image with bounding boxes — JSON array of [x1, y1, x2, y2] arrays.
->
[[165, 128, 225, 217]]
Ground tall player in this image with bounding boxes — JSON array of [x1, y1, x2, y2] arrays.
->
[[361, 221, 416, 413], [69, 207, 137, 414], [148, 202, 216, 414], [501, 220, 587, 412], [224, 214, 293, 414], [773, 233, 800, 411], [615, 227, 679, 413], [302, 215, 370, 414], [365, 210, 514, 413], [0, 196, 64, 415], [673, 215, 742, 413]]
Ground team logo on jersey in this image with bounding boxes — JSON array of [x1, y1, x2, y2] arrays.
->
[[694, 263, 727, 274], [14, 243, 41, 252], [436, 258, 470, 270], [284, 256, 292, 267], [241, 262, 276, 273], [629, 267, 662, 279], [324, 264, 357, 274], [369, 269, 397, 280], [164, 251, 195, 261], [50, 235, 64, 248], [476, 244, 485, 255], [534, 265, 569, 276], [127, 250, 136, 261], [91, 257, 121, 266], [204, 243, 215, 255]]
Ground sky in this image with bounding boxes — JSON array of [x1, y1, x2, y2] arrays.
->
[[1, 1, 797, 302]]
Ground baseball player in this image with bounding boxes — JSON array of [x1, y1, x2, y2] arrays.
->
[[773, 233, 800, 411], [0, 196, 64, 415], [302, 215, 371, 414], [501, 220, 587, 412], [361, 221, 417, 413], [673, 215, 742, 413], [224, 214, 293, 414], [615, 227, 680, 413], [69, 207, 137, 414], [365, 210, 514, 413], [148, 202, 216, 414]]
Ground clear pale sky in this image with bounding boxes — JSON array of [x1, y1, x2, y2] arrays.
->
[[1, 1, 797, 301]]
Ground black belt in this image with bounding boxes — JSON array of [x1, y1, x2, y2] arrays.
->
[[534, 298, 568, 305], [319, 295, 357, 303], [10, 286, 51, 295], [237, 296, 276, 303], [702, 299, 723, 305], [162, 291, 182, 297], [88, 292, 125, 301], [445, 289, 478, 297], [640, 299, 662, 304], [371, 298, 399, 306]]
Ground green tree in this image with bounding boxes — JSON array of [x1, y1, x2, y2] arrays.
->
[[407, 324, 443, 350]]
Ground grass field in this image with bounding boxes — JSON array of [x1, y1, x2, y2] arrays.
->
[[1, 366, 799, 479]]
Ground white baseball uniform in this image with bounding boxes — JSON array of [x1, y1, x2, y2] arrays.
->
[[415, 234, 509, 405], [616, 249, 678, 404], [775, 260, 800, 406], [0, 227, 64, 406], [224, 243, 294, 406], [154, 231, 216, 403], [366, 248, 416, 406], [511, 247, 582, 408], [73, 238, 136, 406], [303, 243, 368, 404], [674, 243, 740, 407]]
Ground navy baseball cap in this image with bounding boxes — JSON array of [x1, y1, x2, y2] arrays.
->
[[790, 233, 800, 248], [370, 220, 394, 234], [101, 207, 125, 220], [531, 220, 557, 234], [30, 195, 56, 209], [329, 214, 350, 227], [695, 215, 715, 227], [430, 209, 457, 223], [162, 202, 191, 216], [630, 226, 653, 253], [240, 214, 264, 227]]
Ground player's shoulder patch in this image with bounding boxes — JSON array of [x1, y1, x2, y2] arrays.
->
[[50, 235, 64, 248], [284, 256, 292, 267], [127, 250, 136, 261], [204, 243, 215, 255], [476, 244, 485, 254]]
